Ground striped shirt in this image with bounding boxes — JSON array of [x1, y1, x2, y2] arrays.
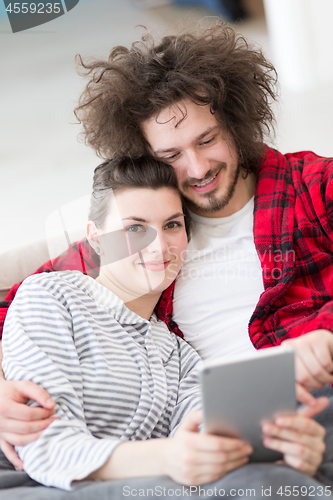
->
[[2, 271, 201, 490]]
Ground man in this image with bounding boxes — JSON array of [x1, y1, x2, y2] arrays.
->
[[0, 22, 333, 496]]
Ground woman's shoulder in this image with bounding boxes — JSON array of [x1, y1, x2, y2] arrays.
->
[[18, 270, 92, 304], [22, 269, 87, 288]]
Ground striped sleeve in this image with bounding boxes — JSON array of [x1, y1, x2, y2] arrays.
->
[[2, 276, 118, 491], [169, 337, 202, 436]]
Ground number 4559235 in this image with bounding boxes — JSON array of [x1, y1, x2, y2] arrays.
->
[[277, 485, 331, 496], [6, 3, 61, 14]]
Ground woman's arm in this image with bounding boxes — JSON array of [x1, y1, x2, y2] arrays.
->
[[3, 275, 253, 489], [88, 411, 253, 486], [2, 276, 118, 490]]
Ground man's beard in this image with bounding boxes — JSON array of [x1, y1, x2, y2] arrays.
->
[[181, 162, 241, 214]]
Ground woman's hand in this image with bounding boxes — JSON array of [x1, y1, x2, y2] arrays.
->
[[164, 410, 253, 485], [262, 400, 328, 477], [88, 410, 252, 485], [0, 378, 56, 470]]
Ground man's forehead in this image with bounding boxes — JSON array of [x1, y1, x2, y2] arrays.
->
[[155, 101, 188, 124], [142, 100, 220, 150]]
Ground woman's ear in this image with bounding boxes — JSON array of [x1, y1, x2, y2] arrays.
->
[[87, 221, 104, 256]]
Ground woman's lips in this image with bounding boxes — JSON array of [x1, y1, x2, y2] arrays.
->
[[190, 169, 221, 193], [139, 260, 170, 272]]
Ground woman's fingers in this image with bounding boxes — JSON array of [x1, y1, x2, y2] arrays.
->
[[191, 456, 250, 485], [262, 415, 326, 476], [192, 443, 253, 466], [170, 413, 253, 486], [264, 415, 325, 440]]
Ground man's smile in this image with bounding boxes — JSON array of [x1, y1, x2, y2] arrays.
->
[[190, 169, 222, 193]]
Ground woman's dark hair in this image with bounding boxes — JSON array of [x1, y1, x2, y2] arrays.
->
[[75, 22, 278, 174], [88, 155, 192, 237]]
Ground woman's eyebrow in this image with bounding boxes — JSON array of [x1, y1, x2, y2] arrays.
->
[[122, 217, 146, 222], [122, 212, 184, 223], [164, 212, 185, 222]]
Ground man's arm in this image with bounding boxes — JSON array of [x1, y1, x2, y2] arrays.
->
[[0, 342, 56, 470], [0, 238, 98, 468]]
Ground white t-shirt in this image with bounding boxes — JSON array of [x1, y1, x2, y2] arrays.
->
[[173, 197, 264, 360]]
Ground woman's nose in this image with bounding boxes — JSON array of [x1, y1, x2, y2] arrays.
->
[[146, 230, 168, 254]]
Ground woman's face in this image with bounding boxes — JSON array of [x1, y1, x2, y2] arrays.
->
[[90, 187, 188, 299]]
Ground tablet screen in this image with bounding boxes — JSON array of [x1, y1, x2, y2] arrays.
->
[[200, 346, 296, 461]]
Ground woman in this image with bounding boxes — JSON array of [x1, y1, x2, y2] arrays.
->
[[1, 157, 326, 494]]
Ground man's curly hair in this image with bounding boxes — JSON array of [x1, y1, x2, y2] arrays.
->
[[75, 22, 278, 173]]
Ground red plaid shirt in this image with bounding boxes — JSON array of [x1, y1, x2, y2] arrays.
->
[[1, 147, 333, 348]]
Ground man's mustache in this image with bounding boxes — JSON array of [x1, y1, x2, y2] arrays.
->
[[182, 163, 227, 188]]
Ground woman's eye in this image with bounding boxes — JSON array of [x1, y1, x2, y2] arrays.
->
[[165, 221, 181, 230], [125, 225, 146, 233]]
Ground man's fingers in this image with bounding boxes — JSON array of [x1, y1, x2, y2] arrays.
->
[[284, 331, 333, 390], [311, 332, 333, 374], [296, 397, 329, 419], [1, 429, 46, 447], [0, 415, 57, 436], [295, 383, 318, 406], [0, 399, 55, 423], [12, 381, 55, 409], [294, 355, 324, 390], [0, 440, 24, 471]]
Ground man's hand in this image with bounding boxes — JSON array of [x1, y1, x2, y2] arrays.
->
[[0, 379, 56, 470], [262, 400, 327, 477], [164, 411, 252, 485], [282, 330, 333, 390]]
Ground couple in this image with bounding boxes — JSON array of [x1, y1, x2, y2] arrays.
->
[[0, 155, 328, 497], [1, 21, 333, 498]]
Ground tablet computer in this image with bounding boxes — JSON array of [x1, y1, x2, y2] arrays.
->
[[199, 346, 296, 462]]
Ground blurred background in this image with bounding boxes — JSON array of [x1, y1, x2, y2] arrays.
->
[[1, 0, 333, 256]]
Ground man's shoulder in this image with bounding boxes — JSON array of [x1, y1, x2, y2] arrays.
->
[[260, 147, 333, 172]]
